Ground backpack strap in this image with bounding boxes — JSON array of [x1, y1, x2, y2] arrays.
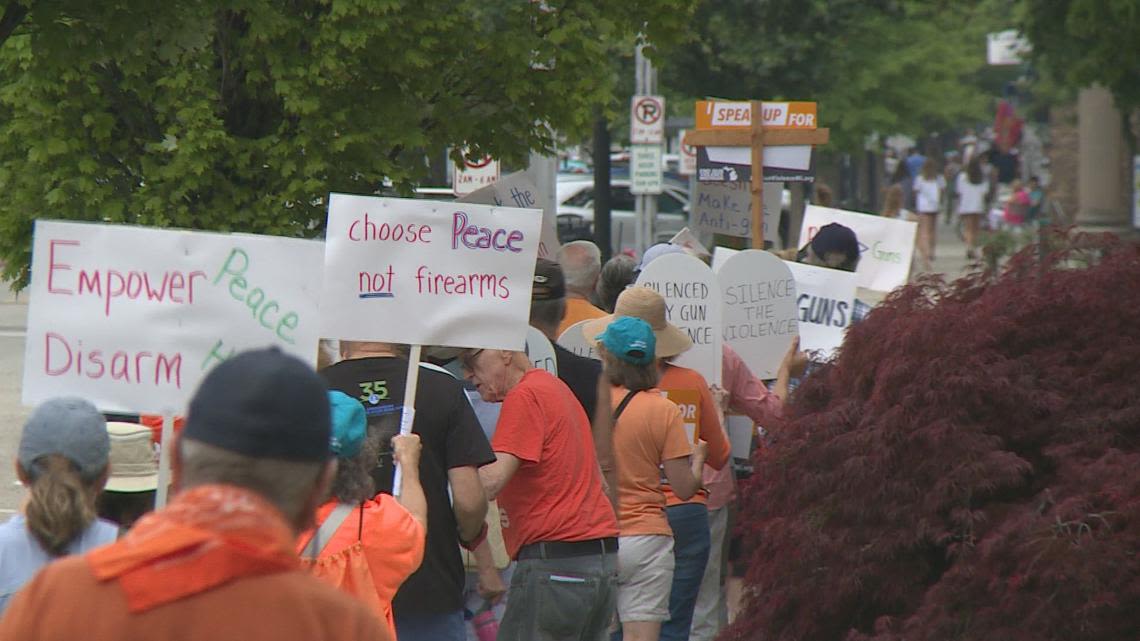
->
[[300, 503, 356, 559], [613, 390, 640, 423]]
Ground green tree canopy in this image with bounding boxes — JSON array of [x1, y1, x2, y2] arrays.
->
[[662, 0, 1009, 150], [0, 0, 694, 286]]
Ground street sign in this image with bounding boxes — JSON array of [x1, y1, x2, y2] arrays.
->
[[630, 144, 663, 195], [987, 30, 1031, 66], [696, 100, 817, 131], [453, 153, 501, 196], [679, 130, 697, 176], [630, 95, 666, 144]]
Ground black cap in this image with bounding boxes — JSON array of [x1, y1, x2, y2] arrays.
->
[[532, 258, 566, 301], [184, 348, 330, 462], [809, 223, 861, 270]]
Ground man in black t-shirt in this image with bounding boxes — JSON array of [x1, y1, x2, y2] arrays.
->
[[531, 258, 616, 507], [322, 342, 494, 641]]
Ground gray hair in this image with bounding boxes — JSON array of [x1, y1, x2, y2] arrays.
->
[[330, 415, 394, 504], [599, 345, 659, 392], [596, 255, 638, 313], [178, 438, 325, 526], [557, 241, 602, 293]]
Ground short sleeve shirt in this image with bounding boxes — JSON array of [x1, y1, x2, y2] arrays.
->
[[658, 365, 731, 507], [610, 387, 691, 536], [0, 515, 118, 615], [322, 357, 494, 615], [492, 370, 619, 557]]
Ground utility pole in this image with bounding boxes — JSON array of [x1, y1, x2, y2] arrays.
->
[[634, 45, 658, 254], [593, 112, 613, 261]]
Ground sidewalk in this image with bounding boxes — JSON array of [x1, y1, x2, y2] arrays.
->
[[920, 216, 976, 281], [0, 282, 28, 332]]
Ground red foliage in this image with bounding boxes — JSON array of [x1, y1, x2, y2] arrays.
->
[[724, 232, 1140, 641]]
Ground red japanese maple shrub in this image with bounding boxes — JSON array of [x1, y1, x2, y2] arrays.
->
[[725, 232, 1140, 641]]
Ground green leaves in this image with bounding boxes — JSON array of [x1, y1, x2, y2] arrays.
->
[[0, 0, 696, 287]]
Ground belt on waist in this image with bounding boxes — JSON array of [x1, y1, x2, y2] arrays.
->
[[516, 537, 618, 561]]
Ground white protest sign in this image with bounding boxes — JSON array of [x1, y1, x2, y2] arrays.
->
[[557, 320, 599, 360], [711, 246, 740, 273], [23, 221, 323, 414], [717, 250, 798, 379], [525, 326, 558, 374], [635, 253, 723, 385], [785, 261, 857, 360], [691, 181, 782, 239], [631, 95, 665, 144], [801, 205, 917, 292], [453, 153, 501, 196], [321, 195, 542, 350], [459, 171, 560, 260], [669, 227, 711, 258]]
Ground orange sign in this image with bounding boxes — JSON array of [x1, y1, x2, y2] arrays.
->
[[665, 389, 702, 444], [696, 100, 818, 131]]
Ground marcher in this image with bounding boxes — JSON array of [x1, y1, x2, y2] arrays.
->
[[913, 158, 945, 271], [595, 316, 707, 641], [556, 240, 609, 335], [0, 348, 389, 640], [879, 184, 911, 219], [597, 254, 638, 313], [1003, 179, 1030, 229], [889, 159, 916, 213], [323, 341, 494, 641], [94, 421, 160, 534], [586, 287, 732, 641], [955, 155, 989, 259], [463, 347, 620, 641], [0, 398, 117, 615], [298, 391, 427, 641]]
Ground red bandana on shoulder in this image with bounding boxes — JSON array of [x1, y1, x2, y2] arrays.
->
[[87, 484, 300, 612]]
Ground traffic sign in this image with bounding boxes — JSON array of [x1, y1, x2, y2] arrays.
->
[[630, 95, 665, 144], [453, 152, 501, 196], [630, 144, 663, 195], [679, 130, 697, 176]]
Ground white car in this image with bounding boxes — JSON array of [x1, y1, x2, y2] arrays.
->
[[556, 178, 690, 252]]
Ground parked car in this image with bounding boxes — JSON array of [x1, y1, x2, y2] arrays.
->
[[556, 177, 690, 253]]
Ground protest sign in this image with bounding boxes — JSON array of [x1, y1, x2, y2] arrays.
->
[[669, 228, 711, 258], [22, 221, 324, 414], [717, 250, 798, 379], [459, 171, 560, 259], [711, 246, 740, 273], [726, 414, 754, 461], [695, 100, 818, 130], [800, 205, 917, 292], [557, 320, 599, 360], [525, 326, 558, 375], [697, 145, 814, 183], [786, 261, 858, 360], [635, 253, 722, 385], [691, 181, 782, 239], [321, 195, 542, 350]]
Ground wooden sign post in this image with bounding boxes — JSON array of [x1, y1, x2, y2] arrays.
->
[[687, 100, 830, 248]]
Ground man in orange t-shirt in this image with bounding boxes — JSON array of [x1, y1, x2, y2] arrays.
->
[[463, 347, 619, 641], [555, 240, 608, 336]]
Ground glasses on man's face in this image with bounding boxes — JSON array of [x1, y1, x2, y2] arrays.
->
[[460, 349, 485, 372]]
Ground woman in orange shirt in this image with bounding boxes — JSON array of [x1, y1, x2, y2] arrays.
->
[[595, 317, 706, 641]]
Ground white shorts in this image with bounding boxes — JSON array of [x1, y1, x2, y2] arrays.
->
[[616, 534, 675, 622]]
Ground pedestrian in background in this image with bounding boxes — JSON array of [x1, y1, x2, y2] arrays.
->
[[955, 155, 989, 259], [913, 158, 945, 271], [0, 398, 117, 615]]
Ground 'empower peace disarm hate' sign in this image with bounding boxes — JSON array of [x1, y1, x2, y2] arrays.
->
[[23, 221, 324, 413], [321, 195, 542, 350]]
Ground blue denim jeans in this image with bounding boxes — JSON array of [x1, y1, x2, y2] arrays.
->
[[661, 503, 711, 641], [498, 550, 618, 641], [395, 608, 466, 641]]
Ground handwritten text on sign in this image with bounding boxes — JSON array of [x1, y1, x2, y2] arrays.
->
[[321, 195, 542, 350], [692, 181, 783, 239], [800, 205, 917, 292], [717, 250, 798, 379], [636, 253, 723, 385], [22, 221, 323, 414], [785, 261, 858, 360]]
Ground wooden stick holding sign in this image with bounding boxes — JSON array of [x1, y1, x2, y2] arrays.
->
[[155, 413, 175, 508], [392, 344, 422, 498], [750, 100, 766, 249]]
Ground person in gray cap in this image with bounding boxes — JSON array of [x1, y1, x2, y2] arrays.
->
[[0, 397, 117, 615], [0, 348, 389, 641]]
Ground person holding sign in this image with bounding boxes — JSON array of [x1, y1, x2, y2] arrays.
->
[[555, 241, 609, 335], [462, 348, 619, 641], [0, 349, 389, 641], [585, 287, 731, 641], [595, 316, 707, 641], [322, 341, 494, 641]]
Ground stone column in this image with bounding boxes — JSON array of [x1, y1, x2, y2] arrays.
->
[[1077, 86, 1128, 228]]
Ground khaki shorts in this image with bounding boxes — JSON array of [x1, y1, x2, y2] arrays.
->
[[617, 534, 675, 622]]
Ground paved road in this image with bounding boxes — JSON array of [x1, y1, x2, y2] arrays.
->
[[0, 221, 974, 514]]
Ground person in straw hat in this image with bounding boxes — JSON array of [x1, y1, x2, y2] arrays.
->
[[96, 422, 161, 534]]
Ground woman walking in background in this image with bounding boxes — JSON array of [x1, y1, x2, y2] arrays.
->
[[955, 156, 989, 259], [913, 158, 945, 271], [0, 398, 117, 614]]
